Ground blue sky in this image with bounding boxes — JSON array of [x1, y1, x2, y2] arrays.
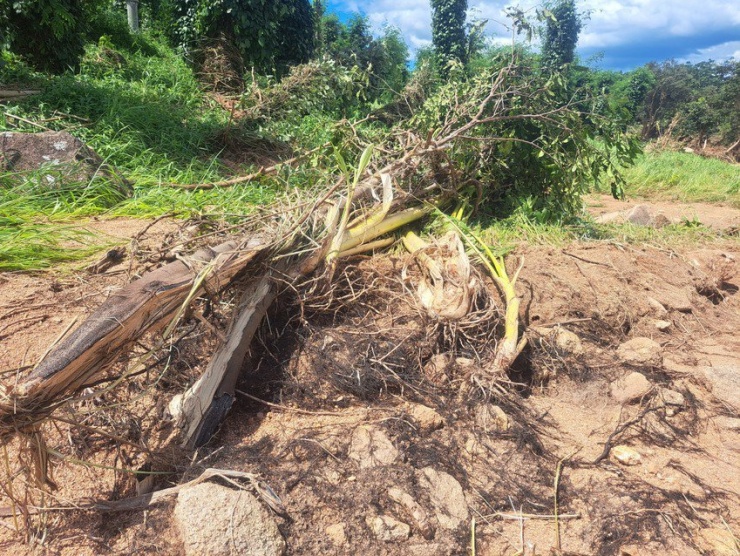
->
[[326, 0, 740, 70]]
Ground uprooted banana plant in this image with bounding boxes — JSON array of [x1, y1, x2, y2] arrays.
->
[[0, 61, 580, 506]]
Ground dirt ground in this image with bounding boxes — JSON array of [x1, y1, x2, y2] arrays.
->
[[0, 204, 739, 555]]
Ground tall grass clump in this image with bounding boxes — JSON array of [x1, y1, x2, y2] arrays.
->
[[615, 150, 740, 208]]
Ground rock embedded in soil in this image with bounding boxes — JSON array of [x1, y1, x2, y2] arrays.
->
[[325, 523, 347, 545], [653, 319, 672, 332], [611, 445, 642, 466], [348, 425, 399, 468], [174, 483, 285, 556], [474, 404, 510, 432], [388, 487, 435, 539], [659, 388, 685, 416], [626, 205, 654, 226], [366, 514, 411, 542], [715, 416, 740, 431], [0, 130, 130, 194], [647, 296, 669, 318], [404, 402, 445, 432], [611, 372, 653, 404], [617, 337, 663, 367], [702, 365, 740, 412], [698, 527, 739, 556], [532, 326, 584, 356], [419, 467, 469, 530]]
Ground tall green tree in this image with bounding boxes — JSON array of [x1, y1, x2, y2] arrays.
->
[[541, 0, 582, 70], [431, 0, 468, 75], [313, 0, 325, 55]]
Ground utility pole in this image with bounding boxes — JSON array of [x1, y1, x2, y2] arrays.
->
[[126, 1, 139, 32]]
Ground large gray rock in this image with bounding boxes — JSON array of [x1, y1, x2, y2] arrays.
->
[[0, 131, 130, 194], [418, 467, 469, 530], [174, 483, 285, 556], [617, 337, 663, 367]]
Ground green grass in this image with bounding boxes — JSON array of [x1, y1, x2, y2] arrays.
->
[[2, 31, 736, 273], [612, 150, 740, 208], [0, 34, 296, 271]]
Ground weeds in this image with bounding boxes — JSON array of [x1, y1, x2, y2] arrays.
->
[[601, 149, 740, 208]]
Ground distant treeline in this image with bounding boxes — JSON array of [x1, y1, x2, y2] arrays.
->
[[1, 0, 737, 146]]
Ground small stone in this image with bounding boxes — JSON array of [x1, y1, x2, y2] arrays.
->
[[474, 404, 510, 432], [464, 434, 486, 456], [612, 445, 642, 466], [325, 523, 347, 545], [532, 326, 585, 356], [348, 426, 399, 468], [404, 402, 445, 432], [698, 527, 738, 555], [424, 353, 452, 385], [611, 372, 653, 404], [174, 483, 285, 556], [652, 214, 671, 228], [388, 487, 435, 540], [552, 327, 585, 356], [660, 388, 685, 406], [366, 515, 411, 542], [654, 319, 672, 332], [659, 388, 685, 416], [715, 416, 740, 431], [625, 205, 653, 226], [617, 337, 663, 367], [419, 467, 469, 530], [647, 297, 668, 318]]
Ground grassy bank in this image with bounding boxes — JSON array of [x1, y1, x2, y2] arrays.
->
[[616, 149, 740, 208]]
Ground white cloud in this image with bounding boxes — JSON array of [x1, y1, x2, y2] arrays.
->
[[329, 0, 740, 68], [681, 40, 740, 63]]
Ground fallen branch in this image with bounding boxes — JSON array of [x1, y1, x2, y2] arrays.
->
[[169, 142, 330, 190], [0, 90, 41, 101], [0, 467, 281, 515]]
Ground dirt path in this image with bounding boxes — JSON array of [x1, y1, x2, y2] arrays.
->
[[586, 194, 740, 231], [0, 205, 738, 556]]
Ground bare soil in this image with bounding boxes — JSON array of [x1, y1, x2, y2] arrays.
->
[[1, 208, 739, 556], [586, 194, 740, 231]]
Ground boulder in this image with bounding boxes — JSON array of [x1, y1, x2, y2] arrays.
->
[[0, 131, 130, 194], [174, 483, 285, 556]]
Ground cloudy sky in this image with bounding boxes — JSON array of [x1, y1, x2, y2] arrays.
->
[[326, 0, 740, 70]]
